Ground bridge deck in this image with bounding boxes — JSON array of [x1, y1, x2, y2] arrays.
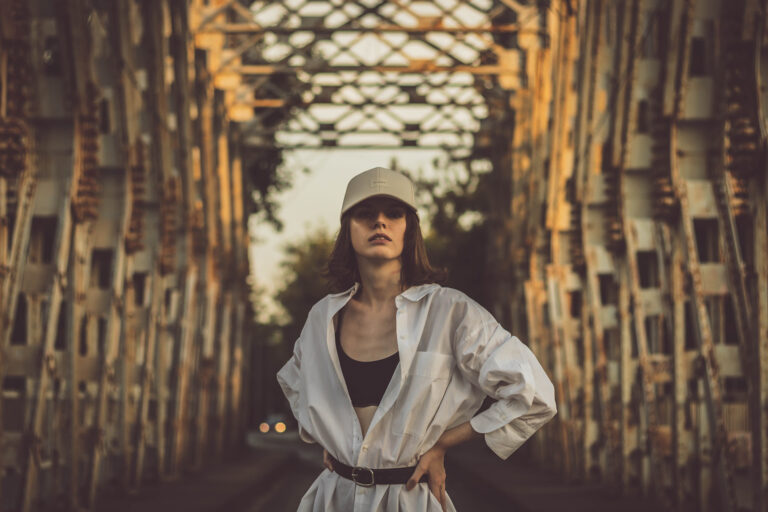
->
[[95, 435, 658, 512]]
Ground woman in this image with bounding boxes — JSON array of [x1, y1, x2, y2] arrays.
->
[[277, 167, 557, 511]]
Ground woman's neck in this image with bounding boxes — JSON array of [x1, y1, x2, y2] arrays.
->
[[355, 258, 403, 309]]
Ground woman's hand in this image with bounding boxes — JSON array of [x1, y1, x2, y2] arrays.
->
[[406, 445, 447, 511], [323, 449, 334, 472], [405, 422, 480, 510]]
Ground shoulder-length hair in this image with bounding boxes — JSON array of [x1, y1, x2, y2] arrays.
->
[[325, 209, 446, 292]]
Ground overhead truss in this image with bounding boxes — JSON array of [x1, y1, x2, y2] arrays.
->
[[191, 0, 543, 150]]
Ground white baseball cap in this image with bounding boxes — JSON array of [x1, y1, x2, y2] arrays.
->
[[340, 167, 417, 219]]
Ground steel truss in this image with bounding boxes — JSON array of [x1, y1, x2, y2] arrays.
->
[[191, 0, 542, 150]]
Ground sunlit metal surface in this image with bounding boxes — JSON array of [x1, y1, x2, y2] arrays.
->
[[191, 0, 540, 151], [506, 2, 768, 512], [0, 1, 767, 512], [0, 1, 250, 510]]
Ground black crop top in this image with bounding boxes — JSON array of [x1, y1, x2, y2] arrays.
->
[[335, 310, 399, 407]]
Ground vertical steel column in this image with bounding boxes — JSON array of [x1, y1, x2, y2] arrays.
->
[[669, 95, 738, 512], [616, 259, 635, 492], [229, 301, 247, 450], [213, 293, 232, 458], [132, 270, 163, 487], [544, 4, 579, 480], [755, 8, 768, 509], [107, 0, 148, 493], [21, 1, 99, 508], [573, 2, 602, 481], [170, 270, 197, 474], [0, 10, 36, 506], [67, 193, 96, 510], [84, 111, 132, 512], [758, 130, 768, 512], [669, 222, 689, 511], [193, 279, 218, 468]]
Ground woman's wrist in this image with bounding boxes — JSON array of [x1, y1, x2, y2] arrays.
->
[[432, 441, 448, 455], [435, 421, 481, 452]]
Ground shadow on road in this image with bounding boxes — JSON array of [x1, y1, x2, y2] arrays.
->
[[95, 430, 658, 512]]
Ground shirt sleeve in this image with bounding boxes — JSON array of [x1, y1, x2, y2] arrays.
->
[[276, 313, 317, 444], [454, 301, 557, 459]]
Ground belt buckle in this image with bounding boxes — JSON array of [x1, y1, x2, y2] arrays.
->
[[351, 466, 375, 487]]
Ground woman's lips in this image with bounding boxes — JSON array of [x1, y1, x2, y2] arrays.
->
[[368, 234, 391, 242]]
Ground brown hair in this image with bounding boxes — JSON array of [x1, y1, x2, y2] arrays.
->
[[325, 208, 446, 292]]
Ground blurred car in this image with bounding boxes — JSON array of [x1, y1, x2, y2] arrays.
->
[[258, 412, 290, 434]]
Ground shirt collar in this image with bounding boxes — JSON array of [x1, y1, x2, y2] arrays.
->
[[330, 283, 440, 302], [399, 283, 439, 302], [329, 282, 359, 298], [325, 283, 359, 312], [329, 282, 438, 303]]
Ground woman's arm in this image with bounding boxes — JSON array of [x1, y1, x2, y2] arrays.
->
[[406, 422, 481, 510], [453, 301, 557, 459]]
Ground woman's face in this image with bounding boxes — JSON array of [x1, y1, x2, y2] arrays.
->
[[349, 196, 408, 263]]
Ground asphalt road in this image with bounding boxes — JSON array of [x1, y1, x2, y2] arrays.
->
[[95, 431, 658, 512], [243, 432, 513, 511]]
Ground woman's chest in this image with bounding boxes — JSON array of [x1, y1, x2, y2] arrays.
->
[[338, 309, 399, 360]]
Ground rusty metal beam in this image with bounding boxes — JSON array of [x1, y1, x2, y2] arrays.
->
[[756, 6, 768, 505], [670, 114, 738, 512], [213, 294, 232, 458], [232, 63, 523, 75], [1, 1, 255, 507], [193, 280, 218, 469], [20, 122, 77, 512], [170, 269, 197, 475], [243, 143, 473, 150], [84, 143, 132, 511], [196, 23, 539, 34]]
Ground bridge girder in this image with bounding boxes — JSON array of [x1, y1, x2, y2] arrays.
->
[[190, 0, 544, 150]]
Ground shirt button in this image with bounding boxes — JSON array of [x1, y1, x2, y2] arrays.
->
[[362, 445, 368, 452]]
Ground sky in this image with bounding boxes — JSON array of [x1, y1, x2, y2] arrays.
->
[[241, 0, 501, 320], [247, 148, 442, 318]]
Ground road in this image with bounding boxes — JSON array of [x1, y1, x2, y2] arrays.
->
[[242, 432, 512, 511], [95, 431, 658, 512]]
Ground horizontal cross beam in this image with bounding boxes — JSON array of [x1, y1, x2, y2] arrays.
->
[[197, 23, 539, 35], [234, 64, 515, 75], [249, 129, 479, 135], [244, 143, 476, 150], [240, 99, 484, 107]]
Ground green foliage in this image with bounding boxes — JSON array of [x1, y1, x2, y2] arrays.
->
[[274, 227, 336, 346], [250, 228, 334, 420], [240, 44, 312, 230], [413, 160, 496, 310], [241, 146, 293, 231], [424, 221, 489, 307]]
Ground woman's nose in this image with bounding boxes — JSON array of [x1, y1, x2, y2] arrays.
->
[[374, 211, 387, 227]]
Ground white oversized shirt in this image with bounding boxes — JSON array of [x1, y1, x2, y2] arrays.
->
[[277, 283, 557, 511]]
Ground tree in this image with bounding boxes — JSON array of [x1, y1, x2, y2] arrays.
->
[[274, 227, 336, 345], [410, 160, 496, 311], [240, 41, 313, 231], [252, 227, 335, 420]]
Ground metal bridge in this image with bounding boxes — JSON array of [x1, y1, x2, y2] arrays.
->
[[0, 1, 767, 511]]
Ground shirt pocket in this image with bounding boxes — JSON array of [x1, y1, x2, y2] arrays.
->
[[392, 351, 454, 436]]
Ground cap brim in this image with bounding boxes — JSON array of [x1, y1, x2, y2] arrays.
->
[[342, 194, 418, 217]]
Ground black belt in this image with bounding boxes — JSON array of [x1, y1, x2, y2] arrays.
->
[[329, 455, 428, 487]]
